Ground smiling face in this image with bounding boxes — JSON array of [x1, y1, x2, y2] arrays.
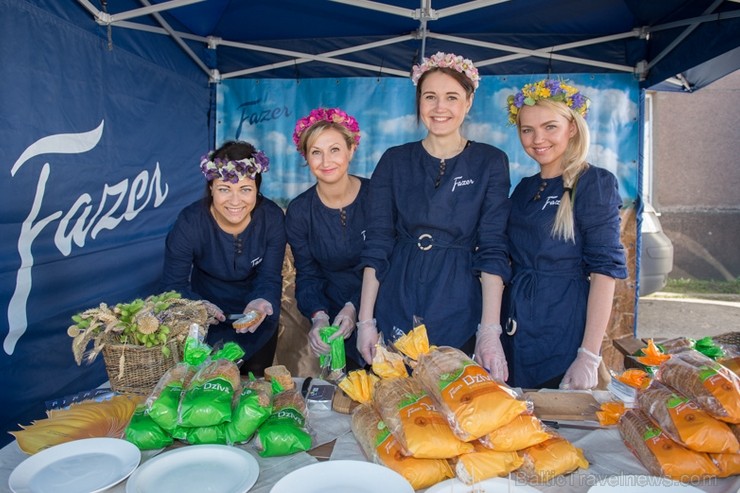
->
[[517, 102, 577, 174], [305, 127, 355, 185], [209, 176, 258, 233], [418, 70, 473, 138]]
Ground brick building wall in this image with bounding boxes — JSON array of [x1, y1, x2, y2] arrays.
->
[[650, 70, 740, 280]]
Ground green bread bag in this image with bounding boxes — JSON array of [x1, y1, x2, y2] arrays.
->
[[254, 390, 311, 457], [319, 325, 346, 371], [125, 406, 173, 450]]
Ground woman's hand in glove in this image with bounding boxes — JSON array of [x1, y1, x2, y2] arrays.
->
[[330, 302, 357, 341], [356, 318, 379, 365], [474, 323, 509, 383], [559, 347, 601, 390], [308, 311, 331, 356]]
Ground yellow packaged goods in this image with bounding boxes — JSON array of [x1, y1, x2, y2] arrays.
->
[[656, 350, 740, 424], [393, 324, 430, 361], [372, 344, 408, 379], [11, 395, 142, 455], [414, 346, 528, 441], [373, 377, 474, 459], [711, 452, 740, 478], [338, 369, 379, 404], [637, 381, 739, 453], [618, 408, 721, 480], [478, 413, 553, 452], [351, 404, 453, 489], [454, 442, 523, 484], [517, 436, 589, 483], [264, 364, 295, 391], [596, 401, 627, 426]]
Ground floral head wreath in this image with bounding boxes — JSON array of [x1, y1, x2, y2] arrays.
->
[[411, 52, 480, 90], [506, 78, 590, 125], [200, 149, 270, 183], [292, 107, 361, 156]]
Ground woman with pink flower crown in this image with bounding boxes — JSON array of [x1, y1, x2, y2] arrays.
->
[[286, 108, 369, 370], [356, 52, 512, 380], [502, 80, 627, 389]]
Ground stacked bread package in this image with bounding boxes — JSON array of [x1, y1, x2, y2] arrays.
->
[[619, 346, 740, 481], [345, 342, 589, 487]]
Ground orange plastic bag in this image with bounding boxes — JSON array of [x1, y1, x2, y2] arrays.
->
[[414, 347, 528, 441], [453, 442, 523, 485], [517, 436, 589, 483], [351, 404, 453, 489], [479, 413, 553, 452], [711, 452, 740, 478], [638, 381, 739, 453], [373, 377, 474, 459], [619, 408, 721, 481]]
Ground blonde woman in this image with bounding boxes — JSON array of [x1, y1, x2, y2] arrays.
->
[[286, 108, 368, 369], [503, 79, 627, 389]]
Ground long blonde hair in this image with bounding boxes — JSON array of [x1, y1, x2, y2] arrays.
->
[[518, 99, 590, 242]]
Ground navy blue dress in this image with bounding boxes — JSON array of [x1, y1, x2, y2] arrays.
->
[[160, 197, 286, 362], [502, 165, 628, 388], [285, 177, 370, 365], [360, 141, 511, 349]]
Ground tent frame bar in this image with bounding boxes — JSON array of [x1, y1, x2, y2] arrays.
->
[[74, 0, 738, 85]]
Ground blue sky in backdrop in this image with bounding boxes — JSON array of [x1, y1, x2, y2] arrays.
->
[[217, 74, 639, 208]]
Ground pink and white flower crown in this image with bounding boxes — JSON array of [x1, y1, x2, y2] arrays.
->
[[292, 107, 361, 156], [200, 149, 270, 183], [411, 52, 480, 90]]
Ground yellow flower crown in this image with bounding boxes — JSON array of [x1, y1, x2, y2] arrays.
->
[[507, 79, 590, 125]]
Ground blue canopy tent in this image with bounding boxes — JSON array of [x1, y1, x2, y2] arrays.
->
[[1, 0, 739, 447]]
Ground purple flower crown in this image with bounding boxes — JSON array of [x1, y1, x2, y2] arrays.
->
[[200, 150, 270, 183], [411, 52, 480, 90], [293, 107, 361, 156], [506, 79, 590, 125]]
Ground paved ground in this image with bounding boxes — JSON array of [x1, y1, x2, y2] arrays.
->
[[636, 293, 740, 340]]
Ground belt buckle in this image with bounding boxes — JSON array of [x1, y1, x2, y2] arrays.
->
[[417, 233, 433, 251]]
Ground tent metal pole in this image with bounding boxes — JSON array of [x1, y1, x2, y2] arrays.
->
[[139, 0, 211, 77], [436, 0, 509, 18], [430, 32, 635, 73], [328, 0, 415, 18], [646, 0, 725, 71]]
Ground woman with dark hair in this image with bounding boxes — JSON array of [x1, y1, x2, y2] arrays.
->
[[161, 140, 286, 375], [356, 53, 512, 380]]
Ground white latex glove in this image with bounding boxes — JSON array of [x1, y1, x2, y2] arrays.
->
[[560, 347, 602, 390], [237, 298, 273, 333], [356, 318, 379, 365], [330, 302, 357, 341], [202, 300, 225, 323], [473, 323, 508, 383], [308, 311, 331, 356]]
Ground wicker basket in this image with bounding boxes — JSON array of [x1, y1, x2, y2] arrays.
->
[[102, 339, 182, 395]]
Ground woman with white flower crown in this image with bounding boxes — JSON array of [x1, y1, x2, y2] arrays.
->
[[286, 108, 369, 370], [356, 52, 512, 379], [160, 140, 286, 376], [503, 79, 627, 389]]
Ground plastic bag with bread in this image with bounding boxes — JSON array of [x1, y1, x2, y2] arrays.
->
[[478, 413, 553, 452], [351, 404, 453, 489], [453, 441, 523, 484], [618, 408, 721, 480], [178, 358, 241, 428], [413, 346, 528, 441], [146, 363, 196, 434], [516, 435, 589, 483], [656, 349, 740, 424], [373, 376, 473, 459], [637, 380, 739, 453], [254, 389, 312, 457]]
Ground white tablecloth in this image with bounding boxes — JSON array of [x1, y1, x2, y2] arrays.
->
[[2, 396, 739, 493]]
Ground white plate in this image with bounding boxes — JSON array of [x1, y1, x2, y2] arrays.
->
[[125, 444, 258, 493], [426, 477, 541, 493], [270, 460, 413, 493], [9, 437, 140, 493], [588, 475, 706, 492]]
